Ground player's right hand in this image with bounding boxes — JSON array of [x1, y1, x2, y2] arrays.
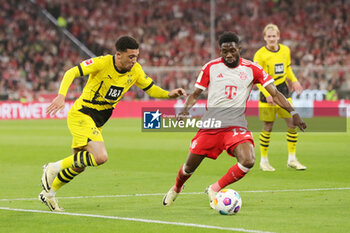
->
[[46, 94, 66, 115], [292, 81, 303, 95], [292, 114, 307, 132]]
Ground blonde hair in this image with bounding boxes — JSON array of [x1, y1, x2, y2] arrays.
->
[[263, 23, 280, 36]]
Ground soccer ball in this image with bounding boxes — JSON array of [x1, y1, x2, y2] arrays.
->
[[214, 189, 242, 215]]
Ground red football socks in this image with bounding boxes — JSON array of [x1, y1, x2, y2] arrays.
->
[[173, 165, 192, 193], [211, 163, 249, 192]]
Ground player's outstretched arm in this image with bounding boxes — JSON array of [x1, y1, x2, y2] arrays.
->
[[177, 88, 202, 120], [46, 66, 81, 115], [265, 83, 307, 131], [46, 94, 65, 115], [145, 85, 186, 99], [168, 88, 187, 98]]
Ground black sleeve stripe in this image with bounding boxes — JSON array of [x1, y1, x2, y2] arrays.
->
[[77, 64, 84, 76], [143, 81, 154, 91], [274, 76, 283, 81]]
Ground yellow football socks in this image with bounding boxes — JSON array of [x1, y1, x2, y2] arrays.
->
[[59, 151, 97, 170], [259, 130, 271, 158], [51, 168, 81, 192], [287, 127, 298, 157]]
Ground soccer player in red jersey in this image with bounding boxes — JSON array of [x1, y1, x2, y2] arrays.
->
[[163, 32, 306, 208]]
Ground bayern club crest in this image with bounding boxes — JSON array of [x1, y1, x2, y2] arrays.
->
[[239, 72, 248, 80]]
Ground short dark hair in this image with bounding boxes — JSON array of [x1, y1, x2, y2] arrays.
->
[[115, 36, 139, 52], [218, 32, 239, 46]]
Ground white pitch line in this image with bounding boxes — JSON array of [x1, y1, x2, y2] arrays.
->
[[242, 187, 350, 193], [1, 187, 349, 202], [0, 207, 275, 233]]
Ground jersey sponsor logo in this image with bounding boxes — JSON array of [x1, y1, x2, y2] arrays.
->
[[143, 109, 161, 129], [83, 58, 94, 66], [225, 85, 238, 99], [274, 63, 284, 75], [217, 73, 224, 78], [239, 72, 248, 80], [104, 85, 124, 101]]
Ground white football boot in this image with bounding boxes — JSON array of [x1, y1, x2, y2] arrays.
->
[[162, 186, 180, 206], [41, 163, 59, 192], [205, 185, 217, 209], [38, 190, 64, 212], [260, 161, 276, 171], [287, 160, 307, 170]]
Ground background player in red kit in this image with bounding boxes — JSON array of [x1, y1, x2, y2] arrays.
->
[[162, 32, 306, 208]]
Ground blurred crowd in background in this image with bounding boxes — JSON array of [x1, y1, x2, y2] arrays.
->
[[1, 0, 349, 102]]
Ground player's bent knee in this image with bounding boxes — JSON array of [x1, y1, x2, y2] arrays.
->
[[263, 121, 274, 132], [240, 157, 255, 168], [94, 152, 108, 165], [247, 158, 255, 168], [183, 165, 194, 174], [236, 144, 255, 168]]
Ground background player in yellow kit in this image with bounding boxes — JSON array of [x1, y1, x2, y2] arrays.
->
[[254, 24, 306, 172], [39, 36, 186, 211]]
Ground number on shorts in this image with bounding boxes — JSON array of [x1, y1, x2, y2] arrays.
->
[[232, 128, 247, 137]]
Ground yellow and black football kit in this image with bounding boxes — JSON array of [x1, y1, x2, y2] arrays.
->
[[42, 55, 173, 199], [58, 55, 170, 148], [254, 44, 299, 161], [254, 43, 298, 121]]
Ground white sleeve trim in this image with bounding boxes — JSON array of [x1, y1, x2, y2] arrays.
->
[[195, 83, 207, 90], [262, 79, 274, 88]]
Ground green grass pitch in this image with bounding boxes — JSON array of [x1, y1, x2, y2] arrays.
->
[[0, 118, 349, 233]]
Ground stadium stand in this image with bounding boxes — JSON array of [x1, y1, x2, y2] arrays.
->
[[1, 0, 349, 101], [0, 0, 86, 102]]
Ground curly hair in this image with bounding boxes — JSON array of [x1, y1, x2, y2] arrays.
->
[[218, 32, 239, 46], [115, 36, 139, 52]]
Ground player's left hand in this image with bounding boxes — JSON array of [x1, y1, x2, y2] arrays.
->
[[168, 88, 187, 98], [292, 113, 307, 132], [292, 81, 303, 95]]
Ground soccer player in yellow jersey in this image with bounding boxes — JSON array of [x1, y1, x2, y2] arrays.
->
[[38, 36, 186, 211], [254, 24, 306, 171]]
